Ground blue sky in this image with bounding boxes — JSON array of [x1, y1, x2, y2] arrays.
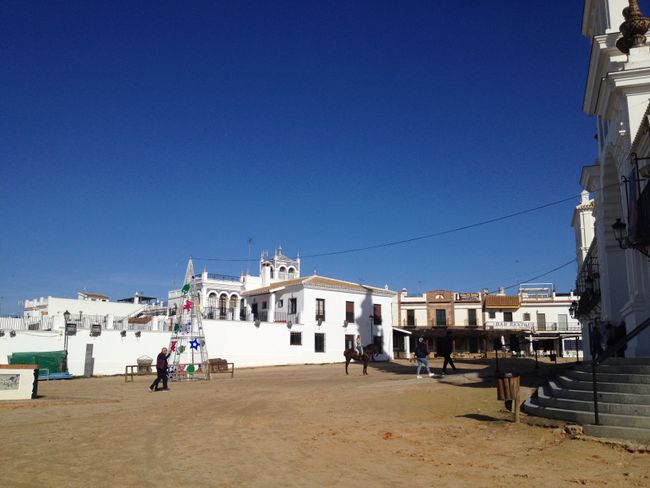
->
[[1, 1, 596, 314]]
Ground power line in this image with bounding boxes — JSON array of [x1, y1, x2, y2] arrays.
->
[[193, 185, 612, 262], [491, 258, 576, 294]]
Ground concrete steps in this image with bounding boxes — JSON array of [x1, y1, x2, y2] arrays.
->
[[523, 360, 650, 442]]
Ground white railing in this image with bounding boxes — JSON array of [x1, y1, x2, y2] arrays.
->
[[0, 316, 56, 331]]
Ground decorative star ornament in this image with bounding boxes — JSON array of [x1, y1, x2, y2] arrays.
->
[[183, 300, 193, 312], [170, 340, 177, 352], [187, 364, 196, 374], [190, 338, 200, 350], [181, 284, 191, 295]]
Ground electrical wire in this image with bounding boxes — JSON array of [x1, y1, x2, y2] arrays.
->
[[193, 184, 615, 262], [489, 258, 576, 294]]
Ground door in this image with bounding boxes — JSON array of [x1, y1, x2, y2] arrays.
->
[[469, 337, 479, 353], [536, 313, 546, 331], [345, 334, 354, 351], [558, 314, 568, 331]]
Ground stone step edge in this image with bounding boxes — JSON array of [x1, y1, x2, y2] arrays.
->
[[538, 386, 650, 414]]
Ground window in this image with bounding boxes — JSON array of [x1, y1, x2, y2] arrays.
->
[[290, 332, 302, 346], [504, 311, 513, 322], [289, 298, 297, 314], [523, 313, 531, 321], [277, 299, 284, 308], [373, 335, 383, 354], [315, 333, 325, 352], [345, 334, 354, 350], [345, 301, 354, 323], [262, 301, 267, 310], [316, 299, 325, 321], [468, 309, 477, 326], [488, 310, 496, 319], [373, 304, 382, 325], [406, 309, 415, 326], [435, 309, 446, 326]]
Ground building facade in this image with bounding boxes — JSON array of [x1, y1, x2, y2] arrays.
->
[[576, 0, 650, 357]]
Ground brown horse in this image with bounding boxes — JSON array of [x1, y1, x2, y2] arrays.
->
[[344, 344, 378, 375]]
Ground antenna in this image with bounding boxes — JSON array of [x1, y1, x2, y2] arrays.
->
[[247, 237, 253, 275]]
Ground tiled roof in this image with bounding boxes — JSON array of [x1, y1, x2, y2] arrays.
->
[[242, 275, 394, 296], [484, 295, 520, 309]]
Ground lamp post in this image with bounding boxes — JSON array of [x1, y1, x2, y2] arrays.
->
[[63, 310, 71, 372], [612, 218, 650, 257]]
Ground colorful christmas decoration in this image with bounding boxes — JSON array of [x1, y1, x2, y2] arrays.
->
[[168, 257, 210, 382]]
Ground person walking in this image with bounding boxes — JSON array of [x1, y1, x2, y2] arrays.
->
[[440, 330, 458, 375], [414, 337, 435, 378], [149, 346, 171, 392], [590, 322, 604, 361]]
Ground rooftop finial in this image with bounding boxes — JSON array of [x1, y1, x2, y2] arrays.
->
[[616, 0, 650, 54]]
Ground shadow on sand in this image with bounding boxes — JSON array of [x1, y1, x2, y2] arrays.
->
[[366, 357, 578, 390]]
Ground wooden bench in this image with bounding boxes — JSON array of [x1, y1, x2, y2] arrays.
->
[[124, 364, 153, 383], [209, 358, 235, 378]]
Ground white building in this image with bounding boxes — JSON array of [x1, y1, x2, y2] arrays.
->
[[242, 274, 395, 358], [22, 292, 163, 325], [576, 0, 650, 357], [167, 247, 301, 320], [484, 284, 581, 357]]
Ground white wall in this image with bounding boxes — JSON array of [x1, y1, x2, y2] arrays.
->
[[0, 314, 393, 375]]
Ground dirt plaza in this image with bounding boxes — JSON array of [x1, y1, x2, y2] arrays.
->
[[1, 358, 648, 488]]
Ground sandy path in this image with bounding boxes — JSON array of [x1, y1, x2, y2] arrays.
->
[[0, 359, 648, 487]]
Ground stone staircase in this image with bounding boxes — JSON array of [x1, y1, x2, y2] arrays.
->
[[523, 358, 650, 442]]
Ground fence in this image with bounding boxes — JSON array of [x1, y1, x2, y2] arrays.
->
[[0, 316, 56, 331]]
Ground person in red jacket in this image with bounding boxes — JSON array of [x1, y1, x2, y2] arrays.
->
[[149, 347, 171, 392]]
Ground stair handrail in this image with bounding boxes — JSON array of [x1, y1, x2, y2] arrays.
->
[[589, 315, 650, 425]]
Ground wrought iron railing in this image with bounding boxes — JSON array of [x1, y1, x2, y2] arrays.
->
[[589, 316, 650, 425]]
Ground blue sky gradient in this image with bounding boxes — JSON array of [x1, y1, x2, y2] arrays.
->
[[1, 1, 596, 314]]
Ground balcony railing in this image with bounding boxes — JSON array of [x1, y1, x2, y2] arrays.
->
[[273, 311, 301, 324], [576, 238, 600, 318], [0, 316, 56, 331], [631, 175, 650, 245], [485, 320, 581, 332]]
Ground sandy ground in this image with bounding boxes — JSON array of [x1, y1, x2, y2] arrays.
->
[[1, 357, 648, 488]]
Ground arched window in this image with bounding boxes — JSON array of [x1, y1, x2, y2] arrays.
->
[[219, 294, 228, 319], [288, 267, 296, 278]]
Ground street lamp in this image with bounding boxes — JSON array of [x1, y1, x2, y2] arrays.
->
[[63, 310, 72, 373], [612, 218, 650, 257]]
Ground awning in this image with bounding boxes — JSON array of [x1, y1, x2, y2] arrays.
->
[[392, 327, 412, 335]]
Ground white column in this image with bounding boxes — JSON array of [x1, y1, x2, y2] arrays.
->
[[404, 335, 410, 358], [106, 315, 114, 330], [269, 292, 276, 323]]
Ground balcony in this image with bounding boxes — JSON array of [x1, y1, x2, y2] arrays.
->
[[485, 320, 581, 332], [575, 238, 600, 318], [631, 175, 650, 246]]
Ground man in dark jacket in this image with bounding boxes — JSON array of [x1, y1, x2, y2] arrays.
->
[[440, 330, 457, 375], [149, 347, 171, 392]]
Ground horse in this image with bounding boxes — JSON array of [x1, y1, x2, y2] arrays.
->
[[344, 344, 379, 375]]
